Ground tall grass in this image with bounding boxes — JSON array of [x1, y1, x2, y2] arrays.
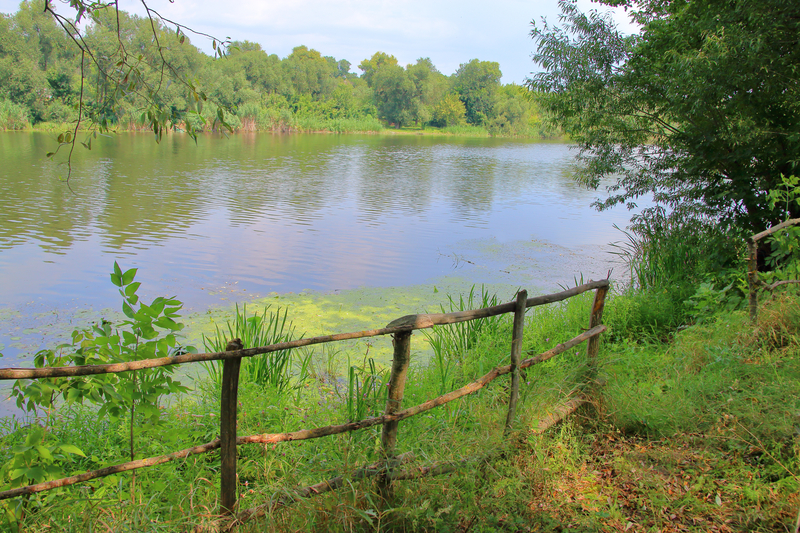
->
[[345, 357, 388, 423], [609, 216, 742, 292], [439, 124, 490, 136], [423, 285, 505, 392], [607, 215, 746, 335], [202, 304, 301, 390]]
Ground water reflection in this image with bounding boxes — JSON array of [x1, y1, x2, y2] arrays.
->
[[0, 133, 637, 316]]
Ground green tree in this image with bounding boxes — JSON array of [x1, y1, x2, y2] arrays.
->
[[529, 0, 800, 232], [283, 45, 336, 98], [228, 41, 286, 94], [406, 57, 448, 125], [453, 59, 502, 126], [372, 63, 415, 127], [358, 51, 398, 87], [490, 84, 533, 135], [430, 92, 466, 127]]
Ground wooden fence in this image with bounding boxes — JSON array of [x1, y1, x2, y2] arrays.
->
[[747, 218, 800, 322], [0, 279, 609, 529]]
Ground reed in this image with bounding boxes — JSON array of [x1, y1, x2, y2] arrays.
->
[[201, 304, 299, 390]]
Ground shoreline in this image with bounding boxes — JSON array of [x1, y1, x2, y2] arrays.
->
[[10, 123, 566, 141], [0, 238, 626, 419]]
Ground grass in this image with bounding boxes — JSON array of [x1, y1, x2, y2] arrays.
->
[[2, 285, 799, 531], [201, 303, 303, 391]]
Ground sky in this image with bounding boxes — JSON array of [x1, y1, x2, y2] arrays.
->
[[0, 0, 639, 84]]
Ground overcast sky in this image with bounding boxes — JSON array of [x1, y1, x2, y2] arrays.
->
[[0, 0, 638, 84]]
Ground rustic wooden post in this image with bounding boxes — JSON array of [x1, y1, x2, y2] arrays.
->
[[220, 338, 243, 515], [378, 330, 412, 500], [504, 289, 527, 433], [585, 284, 608, 389], [747, 238, 759, 323]]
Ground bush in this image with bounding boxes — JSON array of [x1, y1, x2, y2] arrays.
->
[[0, 99, 30, 130]]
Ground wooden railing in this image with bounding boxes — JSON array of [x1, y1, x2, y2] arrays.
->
[[747, 218, 800, 322], [0, 279, 609, 528]]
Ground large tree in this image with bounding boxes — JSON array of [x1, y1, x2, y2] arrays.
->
[[372, 63, 415, 127], [453, 59, 502, 126], [529, 0, 800, 233]]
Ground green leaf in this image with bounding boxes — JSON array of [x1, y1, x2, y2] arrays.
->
[[125, 282, 141, 297], [122, 330, 138, 345], [58, 444, 86, 457], [25, 466, 47, 483], [34, 445, 53, 462], [154, 317, 181, 331], [121, 268, 137, 286], [122, 301, 135, 319]]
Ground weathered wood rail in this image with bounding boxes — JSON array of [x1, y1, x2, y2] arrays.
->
[[747, 218, 800, 322], [0, 279, 609, 528]]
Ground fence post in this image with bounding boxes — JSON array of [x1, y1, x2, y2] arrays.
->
[[220, 338, 243, 515], [747, 238, 759, 323], [586, 284, 608, 390], [504, 289, 527, 433], [379, 330, 412, 500]]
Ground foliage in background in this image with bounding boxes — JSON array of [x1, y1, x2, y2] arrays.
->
[[529, 0, 800, 234], [0, 1, 560, 140]]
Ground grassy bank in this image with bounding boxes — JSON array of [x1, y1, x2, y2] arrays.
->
[[1, 276, 798, 531]]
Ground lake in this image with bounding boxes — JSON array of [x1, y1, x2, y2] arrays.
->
[[0, 132, 637, 373]]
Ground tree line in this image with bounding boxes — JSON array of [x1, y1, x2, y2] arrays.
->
[[0, 1, 554, 137]]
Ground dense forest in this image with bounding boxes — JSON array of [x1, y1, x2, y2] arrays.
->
[[0, 1, 552, 136]]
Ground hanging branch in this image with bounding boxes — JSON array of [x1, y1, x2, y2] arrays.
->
[[40, 0, 233, 183]]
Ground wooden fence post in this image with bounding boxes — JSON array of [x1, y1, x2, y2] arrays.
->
[[220, 338, 243, 515], [504, 290, 527, 433], [586, 285, 608, 389], [378, 330, 412, 500], [747, 238, 759, 323]]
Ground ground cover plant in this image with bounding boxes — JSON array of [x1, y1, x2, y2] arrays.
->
[[2, 224, 800, 532]]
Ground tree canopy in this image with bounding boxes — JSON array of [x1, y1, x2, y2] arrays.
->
[[0, 0, 554, 154], [529, 0, 800, 233]]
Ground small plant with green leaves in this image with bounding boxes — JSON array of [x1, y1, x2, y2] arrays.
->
[[4, 262, 193, 526], [12, 262, 193, 427]]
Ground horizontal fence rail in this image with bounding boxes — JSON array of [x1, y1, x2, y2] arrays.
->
[[0, 280, 608, 381], [0, 324, 606, 501], [0, 279, 610, 524]]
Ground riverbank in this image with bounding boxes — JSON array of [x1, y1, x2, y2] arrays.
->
[[0, 237, 625, 419], [2, 279, 797, 531], [21, 119, 565, 140]]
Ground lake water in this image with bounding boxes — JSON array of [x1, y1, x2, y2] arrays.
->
[[0, 132, 638, 372]]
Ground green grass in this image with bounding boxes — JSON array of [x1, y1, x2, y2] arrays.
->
[[201, 303, 303, 391], [2, 286, 799, 531]]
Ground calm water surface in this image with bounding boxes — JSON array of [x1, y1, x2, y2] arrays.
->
[[1, 132, 637, 365]]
